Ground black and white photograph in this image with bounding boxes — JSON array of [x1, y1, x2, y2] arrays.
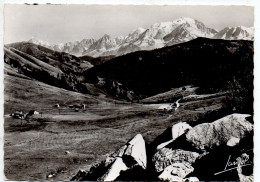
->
[[2, 3, 256, 181]]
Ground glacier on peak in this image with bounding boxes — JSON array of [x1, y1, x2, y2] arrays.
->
[[25, 17, 253, 57]]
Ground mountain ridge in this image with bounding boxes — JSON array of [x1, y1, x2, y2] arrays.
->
[[22, 17, 253, 57]]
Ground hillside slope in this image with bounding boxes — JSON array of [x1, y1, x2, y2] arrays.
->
[[4, 42, 93, 93], [84, 38, 253, 95], [83, 38, 253, 113]]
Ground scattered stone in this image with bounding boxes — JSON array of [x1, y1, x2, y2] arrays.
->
[[158, 162, 194, 180], [65, 151, 70, 155], [159, 174, 183, 182], [28, 110, 40, 115], [237, 159, 253, 182], [159, 168, 200, 182], [48, 174, 53, 178], [53, 104, 60, 108], [185, 177, 200, 182], [227, 136, 240, 147]]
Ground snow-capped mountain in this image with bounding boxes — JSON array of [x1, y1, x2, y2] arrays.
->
[[124, 27, 146, 43], [28, 38, 96, 56], [61, 39, 96, 56], [26, 17, 254, 57], [133, 17, 218, 49], [85, 17, 219, 57], [28, 37, 53, 49], [213, 26, 254, 40]]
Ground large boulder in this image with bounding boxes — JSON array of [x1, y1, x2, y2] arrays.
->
[[152, 113, 253, 181], [152, 148, 200, 173], [98, 157, 128, 181], [227, 136, 240, 147], [158, 162, 195, 180], [71, 134, 147, 181], [237, 160, 253, 182], [71, 114, 253, 181], [157, 122, 192, 150], [159, 168, 200, 182], [123, 134, 147, 169], [172, 122, 192, 141], [186, 114, 253, 151]]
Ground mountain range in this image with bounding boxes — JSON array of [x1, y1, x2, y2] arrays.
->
[[27, 17, 254, 57]]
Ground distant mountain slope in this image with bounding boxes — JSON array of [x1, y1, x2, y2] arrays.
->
[[79, 55, 115, 66], [23, 17, 254, 58], [213, 26, 254, 40], [83, 38, 253, 102], [28, 37, 96, 56], [4, 38, 253, 111], [4, 42, 93, 94], [4, 42, 135, 100], [5, 42, 93, 72], [140, 85, 199, 104], [4, 69, 99, 115]]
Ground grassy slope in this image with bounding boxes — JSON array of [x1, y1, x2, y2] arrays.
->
[[141, 85, 199, 103], [10, 47, 63, 76], [4, 67, 226, 180], [5, 39, 243, 180]]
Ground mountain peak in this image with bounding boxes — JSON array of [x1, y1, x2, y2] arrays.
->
[[130, 27, 146, 34], [174, 17, 196, 23], [28, 37, 43, 43], [101, 34, 111, 39], [213, 26, 254, 40], [23, 17, 253, 57], [28, 37, 52, 48]]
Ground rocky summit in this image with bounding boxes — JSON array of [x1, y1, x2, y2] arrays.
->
[[71, 113, 253, 181], [25, 17, 254, 57]]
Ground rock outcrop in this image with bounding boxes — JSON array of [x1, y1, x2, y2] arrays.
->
[[186, 114, 253, 151], [153, 148, 200, 173], [152, 114, 253, 181], [157, 122, 192, 150], [71, 134, 147, 181], [237, 159, 254, 182], [99, 157, 128, 181], [71, 114, 253, 181]]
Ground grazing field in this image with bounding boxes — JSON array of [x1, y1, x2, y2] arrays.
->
[[4, 74, 226, 181]]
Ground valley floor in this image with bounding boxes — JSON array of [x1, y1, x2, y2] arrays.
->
[[4, 74, 225, 181]]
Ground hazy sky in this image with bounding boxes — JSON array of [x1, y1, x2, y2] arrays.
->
[[4, 4, 254, 44]]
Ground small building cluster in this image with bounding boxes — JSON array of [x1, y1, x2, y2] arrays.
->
[[10, 111, 26, 119], [10, 110, 40, 119]]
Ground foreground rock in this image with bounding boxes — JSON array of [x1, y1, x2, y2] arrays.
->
[[152, 114, 253, 181], [186, 113, 253, 151], [71, 114, 253, 181], [71, 134, 147, 181], [153, 148, 200, 173], [157, 122, 192, 150]]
